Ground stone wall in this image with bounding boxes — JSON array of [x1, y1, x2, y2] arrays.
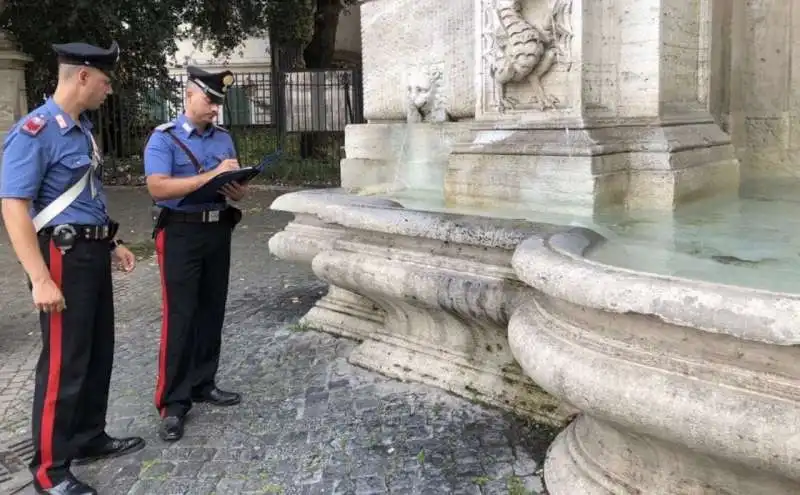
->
[[0, 35, 30, 142], [723, 0, 800, 181], [360, 0, 474, 121]]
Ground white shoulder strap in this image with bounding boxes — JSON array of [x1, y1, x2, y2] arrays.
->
[[31, 133, 102, 232], [88, 133, 101, 199], [32, 168, 91, 231]]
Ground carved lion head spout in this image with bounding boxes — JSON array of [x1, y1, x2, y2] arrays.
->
[[406, 69, 452, 123], [407, 72, 435, 112]]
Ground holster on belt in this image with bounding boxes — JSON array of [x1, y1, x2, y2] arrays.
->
[[226, 206, 243, 229], [50, 224, 77, 252], [151, 205, 167, 238]]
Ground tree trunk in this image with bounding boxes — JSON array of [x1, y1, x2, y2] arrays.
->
[[303, 0, 343, 69], [299, 0, 344, 158]]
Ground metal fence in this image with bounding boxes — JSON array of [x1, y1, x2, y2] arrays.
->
[[69, 68, 364, 182], [273, 68, 363, 164], [276, 69, 363, 133]]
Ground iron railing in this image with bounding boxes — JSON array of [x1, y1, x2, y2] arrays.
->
[[29, 68, 365, 184]]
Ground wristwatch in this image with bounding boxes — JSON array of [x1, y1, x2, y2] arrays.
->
[[109, 238, 124, 251]]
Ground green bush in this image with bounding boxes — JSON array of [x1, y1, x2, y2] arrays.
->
[[233, 128, 341, 186]]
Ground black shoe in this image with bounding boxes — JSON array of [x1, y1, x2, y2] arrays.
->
[[192, 387, 241, 406], [73, 435, 145, 466], [159, 416, 184, 442], [34, 476, 97, 495]]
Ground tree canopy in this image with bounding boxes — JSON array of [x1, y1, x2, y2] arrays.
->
[[1, 0, 356, 103]]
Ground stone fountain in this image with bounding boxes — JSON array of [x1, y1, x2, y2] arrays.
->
[[269, 0, 800, 493]]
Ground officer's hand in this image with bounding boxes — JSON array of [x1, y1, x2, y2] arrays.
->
[[220, 181, 248, 202], [112, 245, 136, 272], [31, 278, 66, 313], [216, 159, 240, 174]]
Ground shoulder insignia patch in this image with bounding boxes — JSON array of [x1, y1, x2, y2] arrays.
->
[[213, 124, 230, 133], [20, 115, 47, 136], [155, 122, 176, 132]]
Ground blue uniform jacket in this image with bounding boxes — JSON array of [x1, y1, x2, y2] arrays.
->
[[143, 114, 237, 213], [0, 98, 108, 227]]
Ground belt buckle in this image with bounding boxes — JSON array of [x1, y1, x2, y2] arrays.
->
[[101, 225, 109, 239], [207, 210, 220, 222]]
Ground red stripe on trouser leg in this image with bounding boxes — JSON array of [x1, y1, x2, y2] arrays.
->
[[35, 240, 63, 489], [154, 229, 169, 417]]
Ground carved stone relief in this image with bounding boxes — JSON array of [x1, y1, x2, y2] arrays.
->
[[406, 66, 453, 123], [481, 0, 574, 114]]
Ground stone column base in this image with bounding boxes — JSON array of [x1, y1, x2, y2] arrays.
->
[[300, 286, 385, 341], [545, 415, 800, 495], [446, 115, 740, 215]]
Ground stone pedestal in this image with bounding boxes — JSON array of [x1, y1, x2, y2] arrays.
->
[[340, 122, 473, 196], [443, 0, 740, 213], [343, 0, 478, 199], [446, 116, 738, 215]]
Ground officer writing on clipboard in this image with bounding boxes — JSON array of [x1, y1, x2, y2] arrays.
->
[[0, 41, 144, 495], [143, 66, 248, 442]]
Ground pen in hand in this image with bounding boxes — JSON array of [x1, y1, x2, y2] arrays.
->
[[213, 156, 240, 172]]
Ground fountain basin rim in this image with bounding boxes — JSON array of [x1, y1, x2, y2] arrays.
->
[[271, 190, 799, 345], [512, 228, 800, 346], [270, 188, 565, 250]]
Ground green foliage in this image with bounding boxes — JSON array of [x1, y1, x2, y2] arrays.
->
[[2, 0, 183, 106], [184, 0, 358, 65], [235, 128, 281, 167], [179, 0, 275, 57], [1, 0, 354, 105], [233, 129, 340, 186], [1, 0, 349, 185]]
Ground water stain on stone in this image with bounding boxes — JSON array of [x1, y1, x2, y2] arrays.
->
[[711, 255, 775, 266]]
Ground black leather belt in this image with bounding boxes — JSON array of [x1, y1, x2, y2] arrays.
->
[[40, 223, 117, 241], [164, 209, 226, 223], [39, 222, 119, 253]]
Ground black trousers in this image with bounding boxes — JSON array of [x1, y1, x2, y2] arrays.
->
[[29, 237, 114, 489], [153, 219, 232, 418]]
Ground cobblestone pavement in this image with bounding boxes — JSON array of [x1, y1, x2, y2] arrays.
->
[[1, 187, 557, 494]]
